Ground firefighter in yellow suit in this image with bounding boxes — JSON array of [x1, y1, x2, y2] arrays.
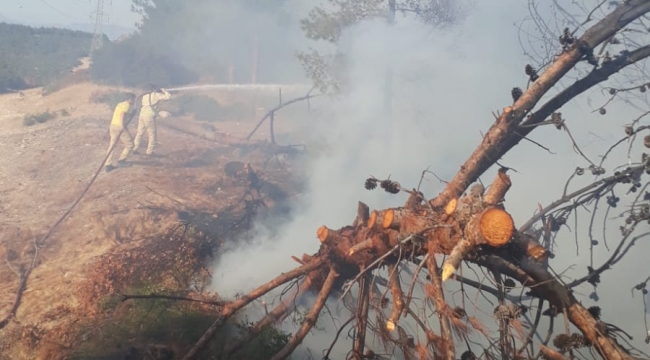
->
[[133, 85, 172, 156], [105, 93, 136, 172]]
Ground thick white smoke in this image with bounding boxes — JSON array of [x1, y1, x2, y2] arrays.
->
[[210, 0, 650, 356]]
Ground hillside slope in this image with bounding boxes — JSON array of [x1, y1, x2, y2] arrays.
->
[[0, 23, 92, 92], [0, 83, 304, 359]]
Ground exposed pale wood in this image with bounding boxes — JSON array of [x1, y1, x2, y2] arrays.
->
[[468, 207, 515, 247], [383, 208, 405, 230], [386, 264, 405, 331], [368, 210, 377, 229], [444, 198, 458, 215], [317, 225, 330, 243], [442, 207, 514, 281]]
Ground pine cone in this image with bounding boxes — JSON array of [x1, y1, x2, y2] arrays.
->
[[493, 305, 511, 321], [588, 306, 601, 319], [365, 178, 378, 190], [511, 87, 523, 102], [525, 64, 535, 75], [553, 333, 572, 353], [570, 333, 589, 348], [380, 179, 401, 194], [460, 351, 477, 360], [525, 64, 539, 82], [559, 27, 575, 47]]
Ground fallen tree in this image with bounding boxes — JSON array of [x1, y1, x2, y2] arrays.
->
[[174, 2, 650, 359]]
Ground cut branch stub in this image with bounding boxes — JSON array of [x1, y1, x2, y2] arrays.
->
[[468, 207, 514, 247], [382, 209, 405, 230], [483, 168, 512, 206], [367, 210, 377, 229], [368, 210, 386, 230], [349, 238, 372, 256], [512, 233, 549, 262], [353, 201, 370, 227], [316, 225, 334, 243], [442, 207, 514, 281]]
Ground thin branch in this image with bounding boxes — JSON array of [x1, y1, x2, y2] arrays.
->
[[182, 258, 325, 360], [270, 268, 338, 360], [121, 293, 227, 306], [246, 89, 320, 140]]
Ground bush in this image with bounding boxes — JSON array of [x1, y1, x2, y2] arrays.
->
[[41, 81, 63, 96], [23, 110, 57, 126], [69, 293, 290, 360]]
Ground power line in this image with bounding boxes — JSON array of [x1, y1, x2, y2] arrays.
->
[[37, 0, 80, 20]]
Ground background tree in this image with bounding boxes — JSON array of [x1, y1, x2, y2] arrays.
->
[[297, 0, 472, 94], [0, 23, 92, 93], [175, 1, 650, 360], [91, 0, 304, 87]]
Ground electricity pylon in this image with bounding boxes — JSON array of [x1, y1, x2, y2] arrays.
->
[[89, 0, 105, 56]]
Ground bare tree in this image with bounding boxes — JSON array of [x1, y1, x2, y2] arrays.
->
[[180, 1, 650, 360], [297, 0, 472, 94]]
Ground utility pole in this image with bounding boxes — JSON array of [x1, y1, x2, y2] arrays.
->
[[89, 0, 105, 56]]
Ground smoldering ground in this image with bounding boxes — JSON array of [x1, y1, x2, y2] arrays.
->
[[209, 0, 650, 357]]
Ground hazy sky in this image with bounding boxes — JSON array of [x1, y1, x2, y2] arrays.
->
[[0, 0, 139, 28]]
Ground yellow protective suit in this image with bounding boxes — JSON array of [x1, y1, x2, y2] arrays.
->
[[106, 100, 133, 167]]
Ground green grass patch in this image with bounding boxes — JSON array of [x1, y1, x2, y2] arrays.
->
[[23, 110, 57, 126], [69, 285, 290, 360]]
